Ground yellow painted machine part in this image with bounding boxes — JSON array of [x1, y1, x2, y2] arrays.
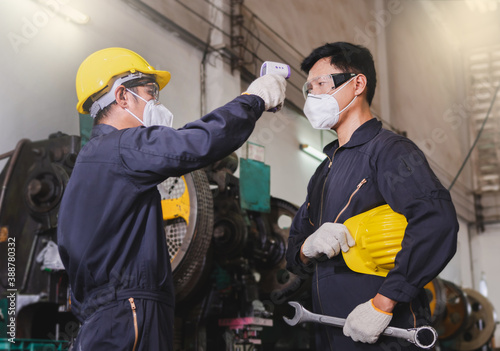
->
[[424, 280, 437, 317], [160, 176, 190, 225], [342, 204, 407, 277]]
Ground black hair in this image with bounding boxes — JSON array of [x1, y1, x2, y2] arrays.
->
[[92, 76, 156, 125], [301, 42, 377, 106]]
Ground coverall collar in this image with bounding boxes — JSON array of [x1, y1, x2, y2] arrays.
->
[[90, 123, 118, 139], [323, 118, 382, 154]]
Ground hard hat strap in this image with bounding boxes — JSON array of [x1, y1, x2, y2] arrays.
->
[[89, 72, 150, 118]]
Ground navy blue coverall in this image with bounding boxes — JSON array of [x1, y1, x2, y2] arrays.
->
[[286, 118, 459, 350], [57, 95, 264, 350]]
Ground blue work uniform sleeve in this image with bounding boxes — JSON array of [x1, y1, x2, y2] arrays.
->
[[118, 94, 264, 186], [375, 139, 459, 303]]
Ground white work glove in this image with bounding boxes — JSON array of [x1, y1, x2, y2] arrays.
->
[[301, 223, 355, 259], [343, 299, 393, 343], [36, 240, 65, 271], [244, 74, 287, 111]]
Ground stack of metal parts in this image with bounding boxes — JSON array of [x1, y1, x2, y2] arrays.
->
[[467, 48, 500, 227], [468, 49, 500, 194], [0, 134, 310, 350], [426, 278, 496, 351], [158, 153, 312, 350], [0, 133, 80, 341]]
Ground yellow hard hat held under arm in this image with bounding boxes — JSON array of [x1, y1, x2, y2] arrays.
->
[[342, 205, 407, 277]]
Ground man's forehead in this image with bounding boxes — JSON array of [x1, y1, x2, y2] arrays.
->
[[307, 58, 342, 81], [140, 82, 158, 89], [128, 77, 157, 87]]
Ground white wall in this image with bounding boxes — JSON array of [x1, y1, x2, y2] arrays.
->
[[470, 224, 500, 342], [385, 0, 474, 222], [439, 218, 473, 288]]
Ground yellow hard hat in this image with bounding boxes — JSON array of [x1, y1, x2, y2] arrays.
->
[[342, 204, 406, 277], [75, 47, 171, 114]]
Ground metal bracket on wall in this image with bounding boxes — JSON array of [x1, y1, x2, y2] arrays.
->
[[473, 193, 484, 232], [230, 0, 245, 71]]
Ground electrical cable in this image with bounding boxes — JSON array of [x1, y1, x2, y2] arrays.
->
[[448, 82, 500, 191], [200, 27, 213, 117], [172, 0, 306, 95], [175, 0, 488, 196], [173, 0, 231, 40], [239, 23, 306, 86], [203, 0, 231, 17], [171, 0, 307, 99], [181, 1, 303, 71], [143, 0, 478, 196], [177, 0, 487, 198], [245, 14, 261, 69], [241, 3, 306, 60]]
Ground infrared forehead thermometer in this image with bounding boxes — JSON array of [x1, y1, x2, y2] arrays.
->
[[260, 61, 291, 79], [260, 61, 290, 112]]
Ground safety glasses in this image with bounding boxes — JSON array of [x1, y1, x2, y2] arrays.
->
[[132, 82, 160, 102], [302, 73, 356, 99], [126, 80, 160, 102], [143, 83, 160, 102]]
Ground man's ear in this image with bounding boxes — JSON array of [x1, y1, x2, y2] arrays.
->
[[114, 85, 129, 108], [354, 74, 367, 98]]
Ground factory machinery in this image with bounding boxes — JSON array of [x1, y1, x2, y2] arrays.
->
[[0, 133, 496, 351]]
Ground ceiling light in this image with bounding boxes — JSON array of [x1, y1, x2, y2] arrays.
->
[[299, 144, 326, 161], [465, 0, 497, 12], [36, 0, 90, 24]]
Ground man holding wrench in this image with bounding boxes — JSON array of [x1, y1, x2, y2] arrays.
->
[[286, 42, 458, 350]]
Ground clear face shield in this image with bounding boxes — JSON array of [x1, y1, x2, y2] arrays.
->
[[302, 73, 357, 99]]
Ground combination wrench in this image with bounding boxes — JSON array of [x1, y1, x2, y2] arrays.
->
[[283, 301, 437, 349]]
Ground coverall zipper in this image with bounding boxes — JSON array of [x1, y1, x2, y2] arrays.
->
[[334, 178, 367, 223], [129, 297, 138, 351], [319, 149, 338, 224], [317, 150, 337, 351], [316, 178, 367, 351]]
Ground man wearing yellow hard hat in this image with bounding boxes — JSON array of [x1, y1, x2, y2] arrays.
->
[[57, 47, 286, 350], [286, 42, 458, 350]]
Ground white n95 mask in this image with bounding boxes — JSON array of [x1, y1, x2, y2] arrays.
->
[[303, 76, 357, 130], [125, 89, 174, 128]]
